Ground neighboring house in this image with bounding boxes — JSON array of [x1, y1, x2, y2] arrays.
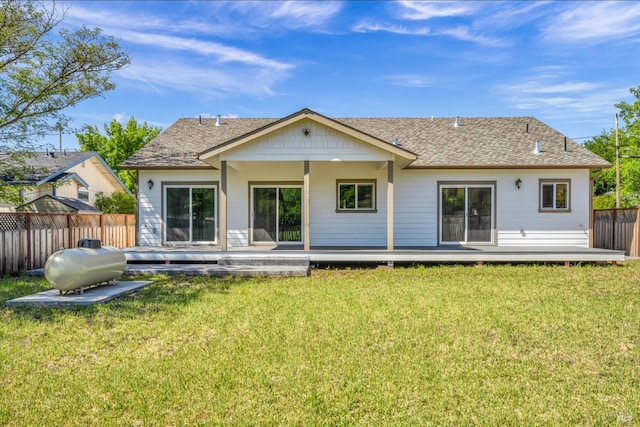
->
[[18, 194, 102, 214], [120, 108, 610, 250], [0, 151, 129, 213]]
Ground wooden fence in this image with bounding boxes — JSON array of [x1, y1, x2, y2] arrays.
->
[[0, 213, 135, 276], [593, 207, 640, 257]]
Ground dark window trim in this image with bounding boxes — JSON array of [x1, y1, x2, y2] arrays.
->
[[538, 179, 572, 213], [335, 179, 377, 213]]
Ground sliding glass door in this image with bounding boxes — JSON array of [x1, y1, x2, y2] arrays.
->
[[165, 185, 216, 243], [440, 184, 494, 244], [251, 185, 302, 244]]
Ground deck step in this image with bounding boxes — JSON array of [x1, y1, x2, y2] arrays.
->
[[125, 256, 310, 277], [217, 256, 310, 267], [125, 263, 309, 277]]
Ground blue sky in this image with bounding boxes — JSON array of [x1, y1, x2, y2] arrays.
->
[[45, 1, 640, 151]]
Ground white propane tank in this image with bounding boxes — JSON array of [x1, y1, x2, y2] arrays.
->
[[44, 246, 126, 292]]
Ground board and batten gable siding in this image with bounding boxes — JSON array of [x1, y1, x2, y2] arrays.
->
[[221, 119, 394, 163]]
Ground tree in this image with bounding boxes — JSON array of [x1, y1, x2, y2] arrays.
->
[[0, 0, 130, 202], [76, 117, 161, 192], [95, 191, 135, 214], [585, 85, 640, 208]]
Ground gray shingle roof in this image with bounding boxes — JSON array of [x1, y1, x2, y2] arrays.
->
[[120, 113, 610, 169], [0, 151, 95, 182], [18, 194, 101, 213]]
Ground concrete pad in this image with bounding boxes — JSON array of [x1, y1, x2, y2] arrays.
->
[[5, 281, 152, 307]]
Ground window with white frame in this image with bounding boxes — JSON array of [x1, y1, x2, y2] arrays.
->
[[77, 190, 89, 201], [539, 180, 570, 212], [336, 180, 376, 212]]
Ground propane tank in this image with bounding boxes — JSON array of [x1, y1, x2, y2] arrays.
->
[[44, 244, 126, 292]]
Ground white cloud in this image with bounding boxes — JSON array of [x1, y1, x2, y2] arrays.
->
[[117, 30, 292, 72], [542, 1, 640, 44], [118, 56, 287, 98], [228, 1, 342, 30], [352, 21, 430, 36], [64, 3, 239, 37], [396, 1, 479, 20], [352, 21, 505, 47], [382, 74, 435, 88], [353, 2, 509, 47], [434, 25, 510, 47], [497, 70, 629, 128], [504, 81, 601, 95]]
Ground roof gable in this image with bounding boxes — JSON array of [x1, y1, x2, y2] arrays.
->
[[18, 195, 101, 214], [197, 108, 417, 166]]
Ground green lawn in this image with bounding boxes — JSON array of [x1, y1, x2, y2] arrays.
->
[[1, 262, 639, 425]]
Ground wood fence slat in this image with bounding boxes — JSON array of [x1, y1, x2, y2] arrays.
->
[[0, 213, 135, 276], [593, 207, 640, 256]]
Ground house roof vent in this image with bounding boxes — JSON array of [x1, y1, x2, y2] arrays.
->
[[454, 116, 460, 128], [215, 114, 221, 127], [534, 139, 541, 155], [393, 138, 399, 146]]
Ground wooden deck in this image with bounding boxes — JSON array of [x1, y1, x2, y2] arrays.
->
[[123, 245, 627, 267]]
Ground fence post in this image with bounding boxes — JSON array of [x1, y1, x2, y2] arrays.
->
[[67, 214, 72, 249], [124, 215, 130, 247], [100, 214, 105, 244], [611, 209, 617, 250], [637, 207, 640, 257], [26, 213, 32, 270]]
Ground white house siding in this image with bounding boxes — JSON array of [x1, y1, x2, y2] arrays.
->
[[137, 169, 220, 246], [496, 169, 591, 247], [309, 162, 388, 247], [392, 169, 591, 248], [138, 167, 593, 248], [394, 169, 438, 247], [225, 162, 305, 247]]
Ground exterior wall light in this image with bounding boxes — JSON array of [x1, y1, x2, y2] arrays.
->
[[515, 178, 522, 189], [148, 179, 154, 190]]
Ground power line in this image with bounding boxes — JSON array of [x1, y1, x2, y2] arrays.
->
[[570, 135, 601, 140]]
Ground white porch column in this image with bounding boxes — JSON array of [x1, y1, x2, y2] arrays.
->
[[304, 161, 310, 251], [387, 160, 394, 251], [220, 160, 228, 251]]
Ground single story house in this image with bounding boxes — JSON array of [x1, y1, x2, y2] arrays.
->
[[121, 108, 610, 251], [0, 151, 129, 213]]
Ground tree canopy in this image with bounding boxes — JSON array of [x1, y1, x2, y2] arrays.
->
[[94, 190, 135, 214], [585, 85, 640, 208], [76, 116, 161, 192], [0, 0, 130, 203]]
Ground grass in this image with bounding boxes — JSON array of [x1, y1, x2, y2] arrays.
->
[[1, 262, 639, 426]]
